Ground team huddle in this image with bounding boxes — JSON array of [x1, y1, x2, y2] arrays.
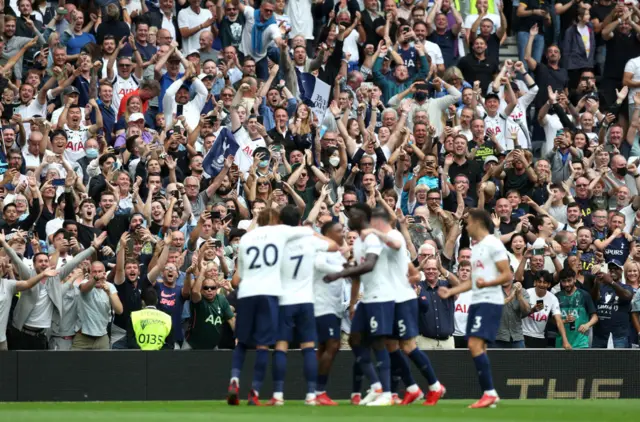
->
[[226, 205, 511, 408]]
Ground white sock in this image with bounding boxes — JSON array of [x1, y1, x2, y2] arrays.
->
[[429, 381, 442, 392], [306, 393, 316, 401], [273, 392, 283, 400], [381, 392, 392, 399], [351, 392, 361, 398], [230, 377, 239, 385], [485, 389, 498, 397], [406, 384, 419, 393], [371, 382, 382, 391]]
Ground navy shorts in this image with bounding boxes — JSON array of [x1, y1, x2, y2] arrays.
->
[[235, 295, 279, 346], [393, 299, 419, 339], [351, 301, 395, 337], [277, 303, 317, 344], [466, 303, 503, 343], [315, 314, 341, 344]]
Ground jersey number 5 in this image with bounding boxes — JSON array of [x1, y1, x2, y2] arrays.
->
[[247, 244, 279, 269]]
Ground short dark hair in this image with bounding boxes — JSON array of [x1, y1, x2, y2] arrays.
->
[[321, 221, 340, 236], [50, 129, 68, 140], [142, 288, 158, 306], [280, 205, 301, 227], [371, 206, 391, 222], [350, 203, 372, 222], [2, 203, 16, 213], [468, 208, 493, 232], [558, 268, 576, 280]]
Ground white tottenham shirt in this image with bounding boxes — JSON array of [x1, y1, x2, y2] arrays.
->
[[522, 288, 561, 339], [279, 235, 330, 306], [237, 225, 314, 299], [353, 233, 395, 304], [454, 290, 473, 336], [470, 234, 509, 305], [313, 251, 347, 318], [384, 230, 416, 304]]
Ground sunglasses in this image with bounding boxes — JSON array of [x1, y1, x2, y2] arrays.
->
[[202, 286, 216, 291], [258, 181, 270, 186]]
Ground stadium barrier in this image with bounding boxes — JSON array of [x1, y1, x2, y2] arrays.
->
[[1, 350, 638, 401]]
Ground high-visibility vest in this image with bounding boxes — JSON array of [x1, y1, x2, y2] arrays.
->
[[130, 307, 172, 350]]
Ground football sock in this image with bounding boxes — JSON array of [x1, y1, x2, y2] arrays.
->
[[374, 348, 391, 393], [390, 349, 416, 392], [302, 347, 317, 394], [353, 345, 379, 385], [352, 359, 363, 394], [272, 350, 287, 393], [409, 348, 438, 386], [230, 342, 247, 380], [317, 374, 328, 393], [473, 353, 494, 392], [251, 349, 269, 393]]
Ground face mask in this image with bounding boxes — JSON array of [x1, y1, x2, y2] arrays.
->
[[414, 91, 427, 102], [617, 167, 628, 177], [329, 156, 340, 167], [85, 148, 99, 159], [259, 160, 269, 168], [231, 243, 239, 253]]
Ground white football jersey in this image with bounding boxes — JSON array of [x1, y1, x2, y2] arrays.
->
[[522, 288, 561, 339], [453, 290, 473, 336], [280, 235, 330, 306], [353, 233, 395, 304], [384, 230, 415, 304], [313, 251, 347, 317], [237, 225, 314, 299], [470, 234, 510, 305]]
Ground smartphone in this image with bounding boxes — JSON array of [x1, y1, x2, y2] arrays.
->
[[210, 211, 221, 220], [536, 299, 544, 307], [52, 178, 65, 186], [274, 181, 283, 190], [532, 248, 545, 256], [1, 103, 16, 121], [214, 239, 222, 248], [222, 213, 234, 223], [257, 115, 264, 125], [604, 144, 615, 153], [555, 129, 564, 137]]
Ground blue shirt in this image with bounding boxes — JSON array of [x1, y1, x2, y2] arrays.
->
[[258, 97, 297, 131], [154, 282, 186, 343], [397, 46, 419, 77], [594, 283, 634, 339], [417, 279, 455, 338], [65, 32, 96, 55], [604, 236, 630, 264]]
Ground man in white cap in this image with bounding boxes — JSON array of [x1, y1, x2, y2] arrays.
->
[[51, 86, 85, 127], [113, 113, 154, 149]]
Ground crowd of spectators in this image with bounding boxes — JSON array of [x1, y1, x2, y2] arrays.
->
[[0, 0, 639, 351]]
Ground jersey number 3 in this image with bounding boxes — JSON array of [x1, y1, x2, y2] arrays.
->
[[471, 316, 482, 333], [247, 244, 279, 269]]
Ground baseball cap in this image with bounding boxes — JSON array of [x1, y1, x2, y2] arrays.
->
[[607, 259, 624, 269], [128, 112, 145, 122], [187, 49, 200, 58], [64, 86, 80, 96], [484, 155, 499, 165], [198, 73, 215, 81], [485, 92, 500, 101]]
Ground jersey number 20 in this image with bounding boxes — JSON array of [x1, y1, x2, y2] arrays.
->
[[247, 244, 279, 269]]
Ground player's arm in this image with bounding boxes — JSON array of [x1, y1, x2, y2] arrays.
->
[[408, 262, 421, 284], [439, 278, 472, 299], [477, 259, 513, 288], [323, 253, 379, 283], [361, 228, 402, 250], [554, 313, 572, 350], [349, 276, 361, 319]]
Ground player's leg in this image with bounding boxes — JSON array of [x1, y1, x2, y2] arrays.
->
[[349, 334, 364, 404], [366, 302, 395, 406], [398, 299, 445, 405], [228, 297, 253, 405], [297, 303, 319, 405], [315, 314, 340, 405], [349, 304, 382, 399], [248, 296, 280, 405], [270, 305, 293, 405], [467, 303, 502, 409], [386, 339, 415, 404]]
